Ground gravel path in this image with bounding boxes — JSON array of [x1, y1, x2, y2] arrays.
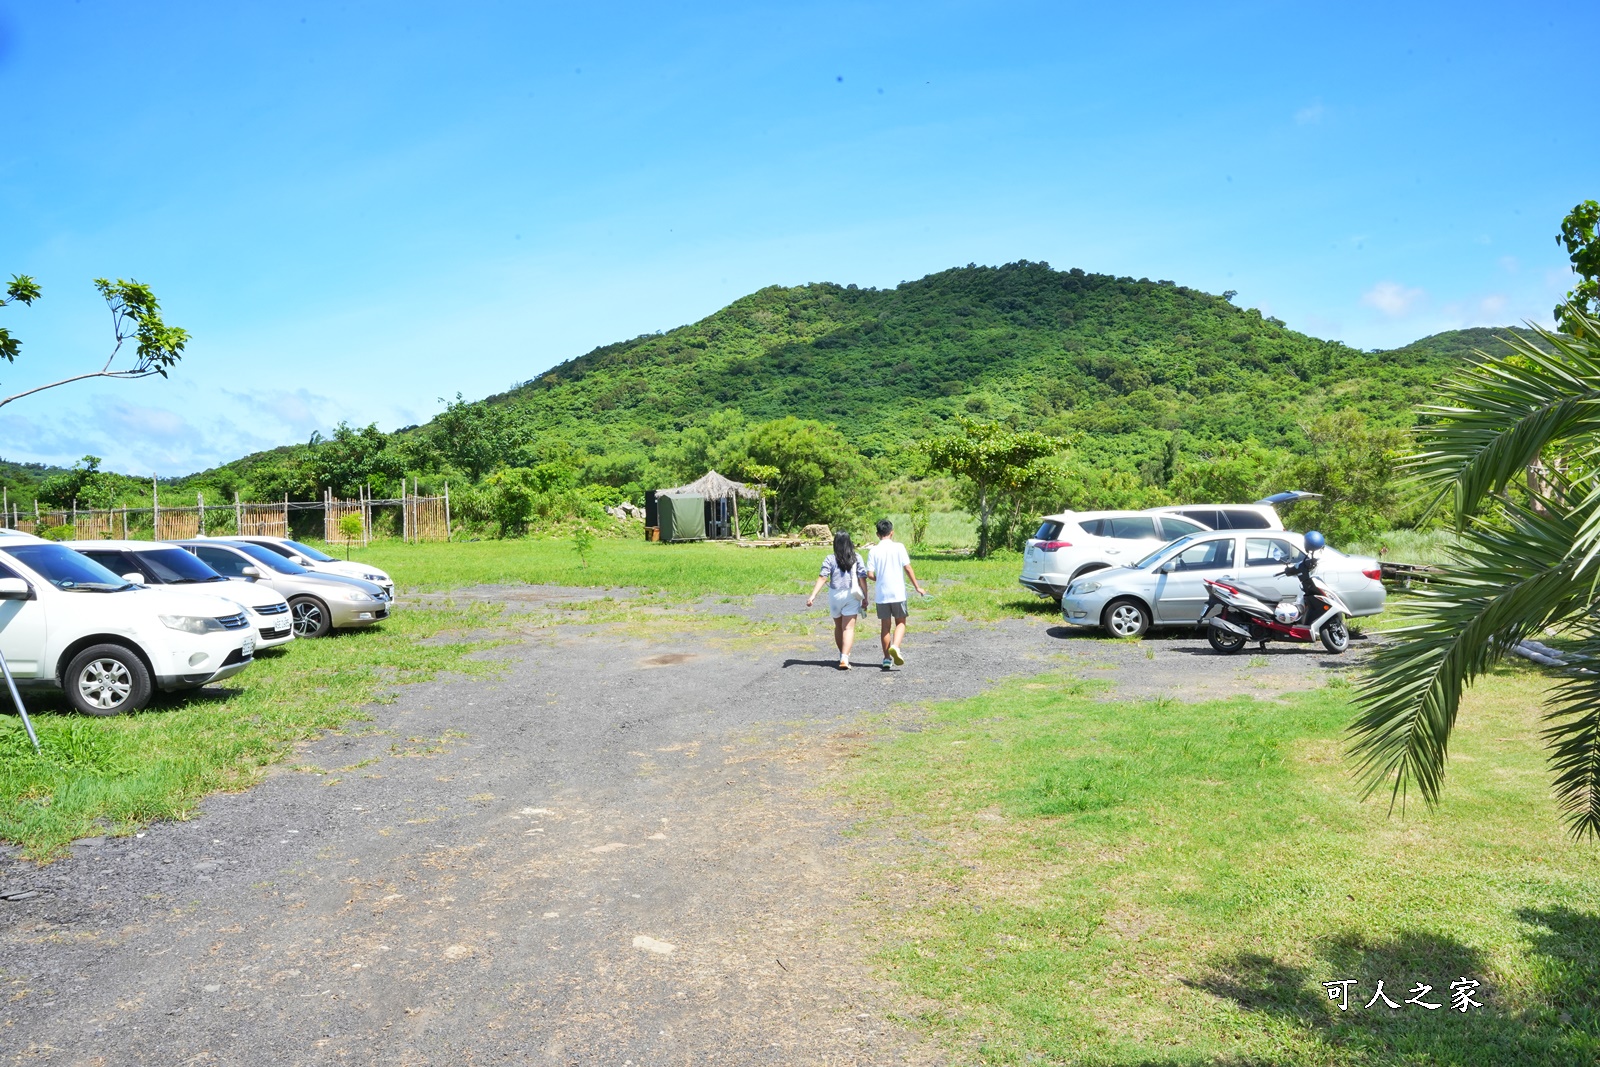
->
[[0, 589, 1368, 1065]]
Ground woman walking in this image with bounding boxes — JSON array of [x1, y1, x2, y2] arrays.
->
[[806, 530, 870, 670]]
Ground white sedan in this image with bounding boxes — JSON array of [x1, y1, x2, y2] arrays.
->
[[1058, 531, 1385, 638]]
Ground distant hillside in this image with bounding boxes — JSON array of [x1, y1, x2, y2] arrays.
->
[[470, 261, 1520, 464], [5, 263, 1541, 506]]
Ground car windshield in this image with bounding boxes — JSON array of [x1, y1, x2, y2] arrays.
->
[[282, 539, 337, 563], [4, 544, 135, 592], [229, 541, 311, 574], [138, 547, 230, 584], [1135, 535, 1196, 570]]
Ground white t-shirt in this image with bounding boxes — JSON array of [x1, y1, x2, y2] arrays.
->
[[868, 539, 912, 603]]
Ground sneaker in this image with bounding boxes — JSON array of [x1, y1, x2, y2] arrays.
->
[[881, 657, 893, 669], [837, 660, 851, 671], [889, 645, 904, 665]]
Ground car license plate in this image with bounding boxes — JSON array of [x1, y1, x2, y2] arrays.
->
[[243, 636, 256, 655], [274, 621, 291, 633]]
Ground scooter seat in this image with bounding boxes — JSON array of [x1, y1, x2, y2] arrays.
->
[[1231, 581, 1291, 605]]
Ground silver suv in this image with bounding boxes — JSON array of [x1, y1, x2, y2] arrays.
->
[[173, 539, 390, 638]]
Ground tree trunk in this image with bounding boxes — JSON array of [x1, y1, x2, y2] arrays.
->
[[977, 483, 992, 558]]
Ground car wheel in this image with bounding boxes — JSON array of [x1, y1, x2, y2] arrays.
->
[[64, 644, 152, 717], [1102, 598, 1150, 638], [1207, 625, 1247, 654], [290, 596, 332, 638], [1321, 615, 1350, 654]]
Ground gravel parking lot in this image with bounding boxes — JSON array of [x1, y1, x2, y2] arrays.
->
[[0, 588, 1370, 1065]]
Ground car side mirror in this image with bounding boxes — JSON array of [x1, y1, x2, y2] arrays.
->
[[0, 577, 32, 600], [240, 566, 261, 579], [122, 572, 146, 585], [290, 554, 307, 565]]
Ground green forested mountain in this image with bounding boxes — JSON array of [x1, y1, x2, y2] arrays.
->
[[465, 261, 1530, 478], [0, 262, 1541, 539]]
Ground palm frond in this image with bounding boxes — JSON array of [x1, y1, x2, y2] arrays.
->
[[1406, 314, 1600, 524], [1543, 627, 1600, 839], [1350, 503, 1594, 809]]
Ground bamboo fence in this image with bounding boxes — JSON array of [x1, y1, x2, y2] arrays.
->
[[1, 483, 452, 544]]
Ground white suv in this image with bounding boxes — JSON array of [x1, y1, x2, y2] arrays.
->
[[0, 534, 256, 715], [1020, 510, 1213, 600]]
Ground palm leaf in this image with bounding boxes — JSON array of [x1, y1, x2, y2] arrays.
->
[[1406, 314, 1600, 524], [1350, 503, 1594, 809], [1543, 626, 1600, 839]]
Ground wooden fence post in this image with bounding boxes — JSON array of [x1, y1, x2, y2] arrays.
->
[[198, 493, 205, 535], [444, 482, 451, 540], [152, 477, 160, 537], [234, 492, 242, 536], [121, 507, 128, 539], [283, 494, 289, 538]]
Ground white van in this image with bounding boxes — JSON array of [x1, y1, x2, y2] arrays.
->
[[0, 533, 257, 715]]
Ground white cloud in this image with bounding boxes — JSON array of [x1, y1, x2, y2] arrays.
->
[[222, 387, 338, 440], [1294, 100, 1325, 125], [1478, 294, 1508, 318], [1361, 281, 1426, 317]]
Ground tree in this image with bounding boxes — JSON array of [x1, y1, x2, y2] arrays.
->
[[0, 276, 188, 409], [428, 394, 516, 481], [1556, 200, 1600, 333], [1349, 308, 1600, 837], [924, 419, 1066, 557], [337, 512, 364, 559]]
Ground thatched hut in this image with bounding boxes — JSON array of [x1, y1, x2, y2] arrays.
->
[[647, 470, 763, 541]]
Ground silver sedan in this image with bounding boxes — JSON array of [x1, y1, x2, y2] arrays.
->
[[1058, 531, 1385, 638]]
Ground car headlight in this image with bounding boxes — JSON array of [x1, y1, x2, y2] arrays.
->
[[345, 590, 376, 603], [1074, 581, 1102, 595], [362, 572, 385, 582], [160, 614, 226, 634]]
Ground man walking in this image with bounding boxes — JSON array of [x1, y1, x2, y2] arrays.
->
[[866, 518, 925, 669]]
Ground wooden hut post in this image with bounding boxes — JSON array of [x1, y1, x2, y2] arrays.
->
[[759, 487, 769, 539], [731, 491, 740, 541]]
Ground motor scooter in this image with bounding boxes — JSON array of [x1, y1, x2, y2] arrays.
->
[[1199, 551, 1352, 654]]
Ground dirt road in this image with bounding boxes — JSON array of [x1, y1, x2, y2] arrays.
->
[[0, 590, 1362, 1065]]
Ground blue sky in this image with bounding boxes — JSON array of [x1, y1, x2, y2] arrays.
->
[[1, 1, 1592, 475]]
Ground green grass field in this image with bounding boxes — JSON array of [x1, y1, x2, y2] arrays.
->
[[839, 668, 1599, 1065], [357, 534, 1054, 623]]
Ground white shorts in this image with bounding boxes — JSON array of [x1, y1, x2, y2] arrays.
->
[[828, 589, 863, 619]]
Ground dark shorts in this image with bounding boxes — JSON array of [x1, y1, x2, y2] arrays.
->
[[876, 601, 908, 621]]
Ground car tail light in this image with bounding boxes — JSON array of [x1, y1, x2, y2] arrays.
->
[[1362, 568, 1382, 581], [1039, 540, 1073, 551]]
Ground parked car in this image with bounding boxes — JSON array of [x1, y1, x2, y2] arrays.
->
[[65, 540, 296, 650], [173, 539, 390, 638], [1020, 510, 1211, 600], [0, 533, 256, 715], [217, 535, 394, 598], [1058, 530, 1384, 638]]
